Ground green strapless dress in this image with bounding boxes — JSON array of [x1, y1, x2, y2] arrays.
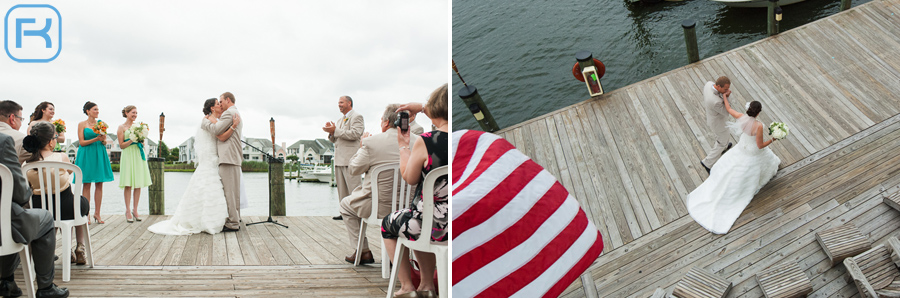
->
[[74, 127, 114, 183], [119, 139, 152, 188]]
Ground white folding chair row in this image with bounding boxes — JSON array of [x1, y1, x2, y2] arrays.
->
[[387, 165, 448, 298], [22, 161, 94, 282], [0, 164, 36, 297], [356, 163, 409, 279]]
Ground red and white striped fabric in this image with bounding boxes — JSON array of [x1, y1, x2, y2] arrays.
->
[[452, 130, 604, 298]]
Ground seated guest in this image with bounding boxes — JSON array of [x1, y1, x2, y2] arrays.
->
[[23, 121, 91, 265], [341, 104, 402, 264], [0, 100, 30, 164], [0, 129, 69, 298], [381, 84, 449, 298]]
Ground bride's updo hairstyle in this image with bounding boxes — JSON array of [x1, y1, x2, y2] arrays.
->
[[746, 101, 762, 117], [202, 98, 217, 115]]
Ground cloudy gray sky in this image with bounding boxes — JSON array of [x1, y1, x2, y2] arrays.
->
[[0, 1, 449, 150]]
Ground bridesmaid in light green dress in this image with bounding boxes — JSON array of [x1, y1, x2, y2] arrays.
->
[[117, 105, 152, 223]]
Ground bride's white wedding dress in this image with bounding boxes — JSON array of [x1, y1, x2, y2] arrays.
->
[[148, 119, 228, 235], [687, 115, 781, 234]]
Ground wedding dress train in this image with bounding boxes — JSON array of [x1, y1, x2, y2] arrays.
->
[[687, 116, 781, 234], [148, 119, 228, 235]]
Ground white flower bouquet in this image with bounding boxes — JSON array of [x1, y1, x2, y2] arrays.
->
[[126, 122, 150, 143], [769, 122, 789, 140]]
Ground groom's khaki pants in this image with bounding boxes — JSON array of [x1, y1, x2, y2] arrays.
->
[[702, 128, 731, 167], [220, 164, 242, 229]]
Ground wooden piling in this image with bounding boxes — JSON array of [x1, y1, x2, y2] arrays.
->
[[682, 20, 700, 63], [841, 0, 851, 10], [269, 159, 285, 216], [459, 85, 501, 132], [148, 157, 164, 215], [768, 0, 777, 36]]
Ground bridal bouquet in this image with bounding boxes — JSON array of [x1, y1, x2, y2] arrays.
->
[[769, 122, 789, 140], [93, 120, 108, 135], [126, 122, 150, 143], [52, 119, 66, 133]]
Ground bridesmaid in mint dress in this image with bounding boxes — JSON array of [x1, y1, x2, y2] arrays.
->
[[75, 101, 114, 224], [117, 105, 152, 223]]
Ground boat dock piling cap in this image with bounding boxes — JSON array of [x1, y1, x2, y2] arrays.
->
[[575, 51, 593, 62], [682, 20, 696, 29]]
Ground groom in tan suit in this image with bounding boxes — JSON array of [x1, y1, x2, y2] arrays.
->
[[340, 104, 401, 264], [324, 96, 364, 220], [204, 92, 243, 231], [700, 76, 734, 174]]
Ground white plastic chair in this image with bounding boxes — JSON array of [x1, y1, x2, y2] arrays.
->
[[355, 163, 407, 279], [387, 165, 448, 298], [0, 164, 36, 297], [22, 161, 93, 282]]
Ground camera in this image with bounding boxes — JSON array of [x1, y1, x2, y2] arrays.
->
[[395, 111, 409, 133]]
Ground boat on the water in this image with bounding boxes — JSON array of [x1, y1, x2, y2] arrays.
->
[[311, 166, 333, 183], [709, 0, 804, 8], [297, 164, 331, 182]]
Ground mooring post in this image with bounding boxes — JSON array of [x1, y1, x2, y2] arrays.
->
[[682, 20, 700, 63], [148, 157, 165, 215], [268, 158, 285, 216], [768, 0, 778, 36], [458, 85, 501, 132], [841, 0, 851, 10]]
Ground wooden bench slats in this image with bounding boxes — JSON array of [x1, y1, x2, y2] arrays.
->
[[755, 262, 813, 298], [672, 267, 731, 298], [815, 224, 872, 265]]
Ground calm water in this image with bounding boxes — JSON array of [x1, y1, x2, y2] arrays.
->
[[94, 172, 338, 217], [452, 0, 871, 130]]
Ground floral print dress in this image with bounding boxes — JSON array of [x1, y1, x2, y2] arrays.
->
[[381, 131, 448, 242]]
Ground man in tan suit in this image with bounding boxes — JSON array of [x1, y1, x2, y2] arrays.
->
[[340, 104, 401, 264], [700, 76, 734, 174], [323, 96, 364, 220], [0, 100, 30, 163], [204, 92, 243, 231]]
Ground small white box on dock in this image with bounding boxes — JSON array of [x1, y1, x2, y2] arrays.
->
[[582, 66, 604, 96]]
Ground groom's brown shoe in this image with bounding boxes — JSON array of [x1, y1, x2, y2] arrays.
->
[[700, 160, 711, 174], [222, 226, 240, 232], [345, 250, 374, 264]]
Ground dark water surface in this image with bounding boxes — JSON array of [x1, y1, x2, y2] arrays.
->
[[452, 0, 871, 130]]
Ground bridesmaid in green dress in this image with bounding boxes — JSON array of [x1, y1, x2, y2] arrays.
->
[[75, 101, 114, 224], [117, 105, 152, 223]]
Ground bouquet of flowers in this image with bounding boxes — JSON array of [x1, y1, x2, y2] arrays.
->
[[769, 122, 789, 140], [51, 119, 66, 133], [93, 120, 108, 135], [126, 122, 150, 143]]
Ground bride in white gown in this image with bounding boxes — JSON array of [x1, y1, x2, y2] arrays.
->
[[148, 99, 239, 235], [687, 98, 781, 234]]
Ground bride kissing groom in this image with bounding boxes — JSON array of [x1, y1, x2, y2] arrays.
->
[[149, 92, 244, 235]]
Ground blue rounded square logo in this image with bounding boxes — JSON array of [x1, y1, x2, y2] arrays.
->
[[5, 4, 61, 63]]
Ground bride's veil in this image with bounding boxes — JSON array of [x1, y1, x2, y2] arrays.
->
[[728, 115, 758, 136]]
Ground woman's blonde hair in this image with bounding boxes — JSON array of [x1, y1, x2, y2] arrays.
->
[[122, 105, 136, 118], [424, 84, 448, 121]]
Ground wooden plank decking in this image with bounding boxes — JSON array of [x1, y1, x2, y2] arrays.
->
[[10, 216, 392, 297], [491, 0, 900, 296]]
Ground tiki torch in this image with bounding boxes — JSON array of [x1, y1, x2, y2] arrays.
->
[[159, 112, 165, 158], [270, 117, 276, 160]]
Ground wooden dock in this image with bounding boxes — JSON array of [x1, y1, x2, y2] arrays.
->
[[492, 0, 900, 296], [12, 216, 391, 297]]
